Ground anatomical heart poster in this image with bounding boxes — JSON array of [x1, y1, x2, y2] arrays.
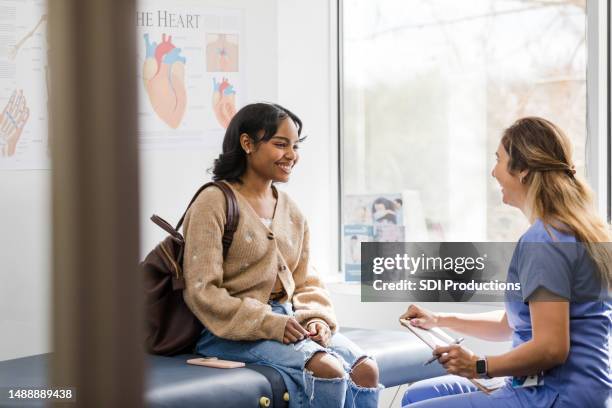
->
[[136, 4, 244, 149], [0, 0, 50, 170]]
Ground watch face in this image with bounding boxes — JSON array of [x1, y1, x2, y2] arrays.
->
[[476, 359, 487, 374]]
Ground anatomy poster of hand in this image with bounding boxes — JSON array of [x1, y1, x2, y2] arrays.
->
[[0, 0, 49, 170], [136, 3, 243, 149]]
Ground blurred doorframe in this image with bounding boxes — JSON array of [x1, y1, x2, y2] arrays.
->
[[48, 0, 143, 406]]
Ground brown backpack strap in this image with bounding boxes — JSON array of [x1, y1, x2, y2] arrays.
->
[[212, 182, 240, 259], [151, 215, 183, 241], [175, 181, 239, 259]]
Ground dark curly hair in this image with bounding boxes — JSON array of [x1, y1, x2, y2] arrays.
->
[[211, 103, 303, 183]]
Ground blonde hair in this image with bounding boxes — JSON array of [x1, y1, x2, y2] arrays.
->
[[502, 117, 611, 288]]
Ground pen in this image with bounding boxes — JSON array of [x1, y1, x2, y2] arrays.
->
[[423, 337, 465, 366]]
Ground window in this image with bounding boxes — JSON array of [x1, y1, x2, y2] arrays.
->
[[340, 0, 592, 279]]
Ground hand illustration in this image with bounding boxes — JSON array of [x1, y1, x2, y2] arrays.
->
[[0, 90, 30, 157]]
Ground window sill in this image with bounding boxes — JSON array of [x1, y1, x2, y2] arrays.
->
[[324, 279, 505, 308], [325, 281, 361, 296]]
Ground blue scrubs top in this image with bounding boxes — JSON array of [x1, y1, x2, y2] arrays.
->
[[504, 219, 611, 407]]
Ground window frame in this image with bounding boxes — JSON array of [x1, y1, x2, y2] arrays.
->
[[586, 0, 610, 222], [608, 0, 612, 223]]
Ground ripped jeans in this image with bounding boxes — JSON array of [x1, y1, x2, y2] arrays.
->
[[195, 301, 382, 408]]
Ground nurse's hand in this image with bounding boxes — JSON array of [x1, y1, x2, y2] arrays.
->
[[283, 317, 310, 344], [434, 344, 479, 378], [400, 304, 439, 329]]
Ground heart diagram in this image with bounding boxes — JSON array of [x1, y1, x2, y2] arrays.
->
[[143, 34, 187, 129], [212, 77, 236, 129], [206, 34, 238, 72]]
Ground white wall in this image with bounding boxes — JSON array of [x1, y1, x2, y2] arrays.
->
[[0, 171, 51, 361], [276, 0, 340, 279]]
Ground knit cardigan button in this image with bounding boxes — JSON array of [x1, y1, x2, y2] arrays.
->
[[267, 232, 274, 240]]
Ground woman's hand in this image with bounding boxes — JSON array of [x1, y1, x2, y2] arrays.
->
[[283, 317, 310, 344], [307, 321, 332, 347], [400, 304, 439, 329], [434, 344, 479, 378]]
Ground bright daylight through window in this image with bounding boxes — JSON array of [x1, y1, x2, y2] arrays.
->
[[341, 0, 587, 280]]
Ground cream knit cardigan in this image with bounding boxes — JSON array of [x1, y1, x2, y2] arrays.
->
[[182, 183, 338, 342]]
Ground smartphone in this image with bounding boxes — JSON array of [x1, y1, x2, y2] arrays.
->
[[186, 357, 245, 369]]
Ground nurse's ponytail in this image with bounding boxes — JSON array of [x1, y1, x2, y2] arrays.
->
[[502, 117, 612, 288]]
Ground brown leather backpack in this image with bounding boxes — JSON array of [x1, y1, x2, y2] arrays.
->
[[141, 181, 239, 355]]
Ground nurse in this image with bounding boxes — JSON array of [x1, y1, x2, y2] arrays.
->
[[400, 117, 611, 407]]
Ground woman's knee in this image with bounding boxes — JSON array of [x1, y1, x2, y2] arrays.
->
[[305, 351, 345, 379], [349, 357, 379, 388]]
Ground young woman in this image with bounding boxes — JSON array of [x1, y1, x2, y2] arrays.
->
[[182, 103, 381, 408], [401, 117, 611, 407]]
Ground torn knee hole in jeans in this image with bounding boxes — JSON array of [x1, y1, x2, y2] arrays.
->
[[347, 355, 383, 394], [347, 376, 383, 391], [302, 349, 344, 373], [302, 350, 347, 402], [347, 354, 372, 375], [301, 349, 322, 371]]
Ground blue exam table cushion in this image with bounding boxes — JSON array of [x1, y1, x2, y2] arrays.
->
[[0, 328, 445, 407]]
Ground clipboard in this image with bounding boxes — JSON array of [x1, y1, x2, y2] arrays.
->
[[399, 318, 507, 394], [399, 318, 455, 349]]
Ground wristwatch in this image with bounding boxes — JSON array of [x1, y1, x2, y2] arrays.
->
[[476, 357, 490, 379]]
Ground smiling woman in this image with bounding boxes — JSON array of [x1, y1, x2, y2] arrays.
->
[[237, 115, 302, 183], [211, 103, 303, 184], [182, 102, 383, 407]]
